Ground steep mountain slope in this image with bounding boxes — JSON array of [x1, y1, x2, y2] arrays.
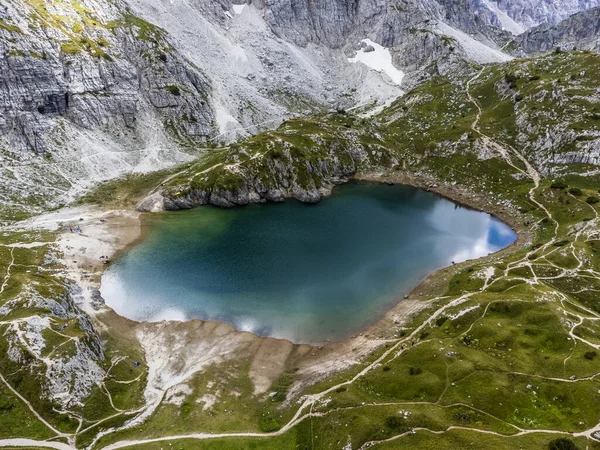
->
[[514, 6, 600, 54], [490, 0, 600, 29], [0, 0, 219, 221]]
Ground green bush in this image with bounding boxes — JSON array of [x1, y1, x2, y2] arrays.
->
[[548, 438, 578, 450], [60, 42, 81, 54], [568, 187, 582, 196], [504, 73, 518, 89], [435, 316, 449, 327], [584, 351, 597, 360], [0, 398, 14, 411], [165, 85, 181, 96], [586, 196, 599, 204], [259, 413, 281, 432], [385, 416, 402, 429], [453, 412, 472, 423], [550, 181, 568, 189]]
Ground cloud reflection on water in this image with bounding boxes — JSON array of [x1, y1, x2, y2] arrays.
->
[[101, 183, 516, 343]]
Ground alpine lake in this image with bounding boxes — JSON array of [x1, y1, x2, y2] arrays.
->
[[102, 182, 516, 343]]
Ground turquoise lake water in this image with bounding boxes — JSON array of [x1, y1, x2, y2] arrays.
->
[[101, 182, 516, 343]]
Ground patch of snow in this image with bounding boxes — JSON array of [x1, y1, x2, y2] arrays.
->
[[232, 4, 246, 14], [348, 39, 405, 85], [436, 22, 513, 64], [482, 0, 525, 35], [124, 0, 405, 142]]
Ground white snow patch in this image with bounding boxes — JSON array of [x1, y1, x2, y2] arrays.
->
[[482, 0, 525, 35], [348, 39, 405, 85], [232, 4, 246, 14], [436, 22, 513, 64]]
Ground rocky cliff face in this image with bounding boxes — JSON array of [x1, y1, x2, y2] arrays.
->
[[513, 7, 600, 54], [493, 0, 600, 29], [0, 0, 220, 219], [151, 116, 391, 210], [0, 0, 216, 154], [262, 0, 512, 63]]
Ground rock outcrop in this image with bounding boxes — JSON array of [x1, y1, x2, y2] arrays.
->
[[0, 1, 215, 155], [492, 0, 600, 29], [513, 6, 600, 54]]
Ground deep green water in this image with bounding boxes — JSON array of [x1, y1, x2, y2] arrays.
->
[[102, 182, 516, 343]]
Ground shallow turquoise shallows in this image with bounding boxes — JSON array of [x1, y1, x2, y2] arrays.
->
[[101, 182, 516, 343]]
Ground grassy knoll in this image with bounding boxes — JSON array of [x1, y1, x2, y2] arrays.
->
[[77, 168, 185, 208]]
